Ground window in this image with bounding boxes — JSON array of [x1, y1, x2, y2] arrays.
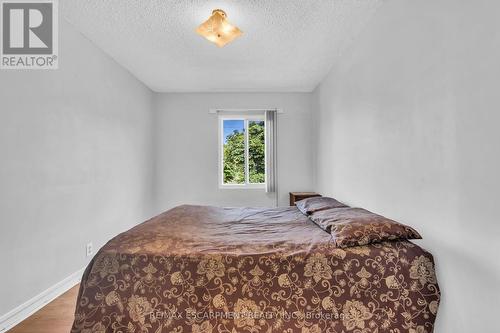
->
[[219, 115, 266, 188]]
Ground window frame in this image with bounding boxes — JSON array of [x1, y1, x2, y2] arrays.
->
[[218, 114, 266, 189]]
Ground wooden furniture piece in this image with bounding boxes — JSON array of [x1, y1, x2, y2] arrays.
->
[[289, 192, 321, 206]]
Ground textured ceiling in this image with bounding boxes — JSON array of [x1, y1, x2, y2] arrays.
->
[[62, 0, 381, 92]]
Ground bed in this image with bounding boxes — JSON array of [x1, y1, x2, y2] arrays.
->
[[71, 201, 440, 333]]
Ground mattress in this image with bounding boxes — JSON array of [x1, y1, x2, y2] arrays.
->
[[71, 205, 440, 332]]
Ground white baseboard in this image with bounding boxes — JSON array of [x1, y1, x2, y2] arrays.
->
[[0, 267, 86, 333]]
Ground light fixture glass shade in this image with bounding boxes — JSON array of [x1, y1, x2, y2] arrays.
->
[[196, 9, 242, 47]]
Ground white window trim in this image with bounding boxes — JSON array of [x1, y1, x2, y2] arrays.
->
[[218, 114, 266, 189]]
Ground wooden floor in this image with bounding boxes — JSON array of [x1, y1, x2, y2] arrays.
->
[[7, 285, 79, 333]]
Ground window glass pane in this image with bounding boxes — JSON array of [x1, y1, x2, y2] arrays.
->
[[248, 120, 265, 183], [223, 120, 245, 184]]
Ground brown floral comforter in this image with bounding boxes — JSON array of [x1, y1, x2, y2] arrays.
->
[[71, 205, 440, 333]]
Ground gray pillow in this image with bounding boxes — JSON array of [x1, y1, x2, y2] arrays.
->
[[295, 196, 348, 215]]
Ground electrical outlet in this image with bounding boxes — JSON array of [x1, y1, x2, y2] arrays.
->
[[86, 242, 93, 257]]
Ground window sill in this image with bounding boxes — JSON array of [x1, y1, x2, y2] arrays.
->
[[219, 184, 266, 190]]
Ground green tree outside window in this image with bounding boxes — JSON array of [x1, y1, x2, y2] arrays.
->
[[223, 119, 265, 185]]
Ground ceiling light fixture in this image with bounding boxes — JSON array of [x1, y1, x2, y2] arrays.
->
[[196, 9, 242, 47]]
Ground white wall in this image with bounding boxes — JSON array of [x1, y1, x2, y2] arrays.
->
[[312, 0, 500, 332], [153, 93, 314, 211], [0, 20, 154, 316]]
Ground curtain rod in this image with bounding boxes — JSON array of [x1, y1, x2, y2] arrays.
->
[[208, 108, 284, 114]]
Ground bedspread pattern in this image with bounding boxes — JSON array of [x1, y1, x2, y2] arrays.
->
[[71, 205, 440, 333]]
